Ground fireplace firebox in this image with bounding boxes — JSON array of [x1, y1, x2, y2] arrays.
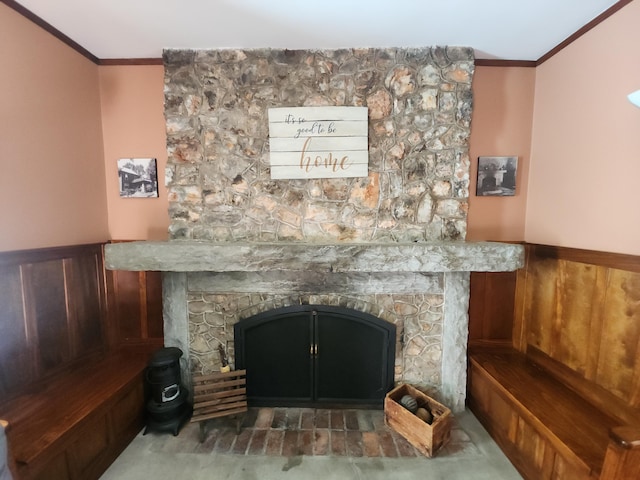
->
[[234, 305, 396, 408]]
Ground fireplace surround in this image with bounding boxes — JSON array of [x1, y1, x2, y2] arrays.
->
[[105, 240, 523, 412]]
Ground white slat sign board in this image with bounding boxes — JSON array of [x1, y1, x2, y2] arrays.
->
[[268, 106, 368, 180]]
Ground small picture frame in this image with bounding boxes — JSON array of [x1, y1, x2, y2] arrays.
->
[[476, 156, 518, 196], [117, 158, 159, 198]]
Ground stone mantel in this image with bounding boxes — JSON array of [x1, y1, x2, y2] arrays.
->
[[104, 241, 524, 273]]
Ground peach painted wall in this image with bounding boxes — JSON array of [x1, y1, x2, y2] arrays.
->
[[98, 64, 532, 243], [467, 66, 535, 242], [4, 2, 637, 254], [99, 66, 169, 240], [97, 64, 535, 244], [526, 1, 640, 255], [0, 4, 108, 252]]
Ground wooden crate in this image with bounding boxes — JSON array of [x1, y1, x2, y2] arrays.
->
[[384, 383, 452, 457]]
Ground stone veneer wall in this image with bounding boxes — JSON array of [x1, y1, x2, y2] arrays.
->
[[163, 47, 474, 242], [162, 47, 476, 408], [188, 291, 444, 398]]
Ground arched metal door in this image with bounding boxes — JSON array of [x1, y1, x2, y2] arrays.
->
[[234, 305, 396, 407]]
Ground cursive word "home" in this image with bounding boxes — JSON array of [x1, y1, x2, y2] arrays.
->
[[299, 137, 351, 173]]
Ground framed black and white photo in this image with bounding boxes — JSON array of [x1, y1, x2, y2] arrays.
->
[[476, 156, 518, 196], [117, 158, 159, 198]]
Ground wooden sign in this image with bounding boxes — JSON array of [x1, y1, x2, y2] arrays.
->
[[268, 106, 368, 180]]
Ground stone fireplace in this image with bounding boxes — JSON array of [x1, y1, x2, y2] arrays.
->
[[106, 241, 523, 412], [105, 46, 524, 413]]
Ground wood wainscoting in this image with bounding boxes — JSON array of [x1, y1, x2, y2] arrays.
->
[[0, 243, 108, 399], [105, 240, 164, 349], [468, 270, 517, 344], [105, 269, 164, 349], [0, 243, 163, 479], [467, 243, 640, 480]]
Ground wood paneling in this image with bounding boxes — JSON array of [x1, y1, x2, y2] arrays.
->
[[596, 269, 640, 403], [106, 269, 164, 347], [528, 244, 640, 273], [0, 242, 164, 388], [104, 241, 163, 347], [515, 417, 549, 476], [0, 265, 33, 392], [0, 243, 159, 479], [33, 452, 69, 480], [68, 253, 104, 356], [526, 346, 640, 429], [0, 244, 107, 401], [554, 261, 602, 375], [27, 259, 71, 371], [468, 243, 640, 480], [521, 245, 640, 410], [523, 257, 558, 354], [110, 381, 144, 437], [469, 352, 610, 478], [468, 271, 517, 343], [67, 415, 110, 478], [2, 351, 149, 480], [112, 270, 143, 341], [553, 453, 592, 480], [0, 243, 163, 401]]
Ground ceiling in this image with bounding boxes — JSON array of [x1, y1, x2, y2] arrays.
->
[[12, 0, 623, 61]]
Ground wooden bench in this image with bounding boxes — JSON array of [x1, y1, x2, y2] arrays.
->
[[468, 244, 640, 480], [1, 350, 149, 480], [0, 244, 162, 480]]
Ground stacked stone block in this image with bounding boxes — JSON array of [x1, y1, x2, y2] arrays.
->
[[163, 47, 474, 243]]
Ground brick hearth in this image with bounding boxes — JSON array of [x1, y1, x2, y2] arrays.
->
[[177, 407, 473, 458]]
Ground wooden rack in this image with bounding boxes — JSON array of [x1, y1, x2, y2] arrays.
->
[[191, 369, 247, 442]]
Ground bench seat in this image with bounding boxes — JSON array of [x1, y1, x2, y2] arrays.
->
[[1, 349, 150, 480], [469, 348, 619, 477], [468, 245, 640, 479]]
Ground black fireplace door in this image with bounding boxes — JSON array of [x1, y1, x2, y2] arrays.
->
[[234, 305, 396, 407]]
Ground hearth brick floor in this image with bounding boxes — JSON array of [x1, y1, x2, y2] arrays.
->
[[169, 407, 473, 458], [102, 408, 523, 479]]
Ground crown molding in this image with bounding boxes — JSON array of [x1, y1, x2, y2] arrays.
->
[[536, 0, 634, 65], [474, 59, 536, 68], [2, 0, 99, 64], [99, 58, 163, 66]]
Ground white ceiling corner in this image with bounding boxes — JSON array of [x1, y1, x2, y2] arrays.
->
[[12, 0, 621, 61]]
